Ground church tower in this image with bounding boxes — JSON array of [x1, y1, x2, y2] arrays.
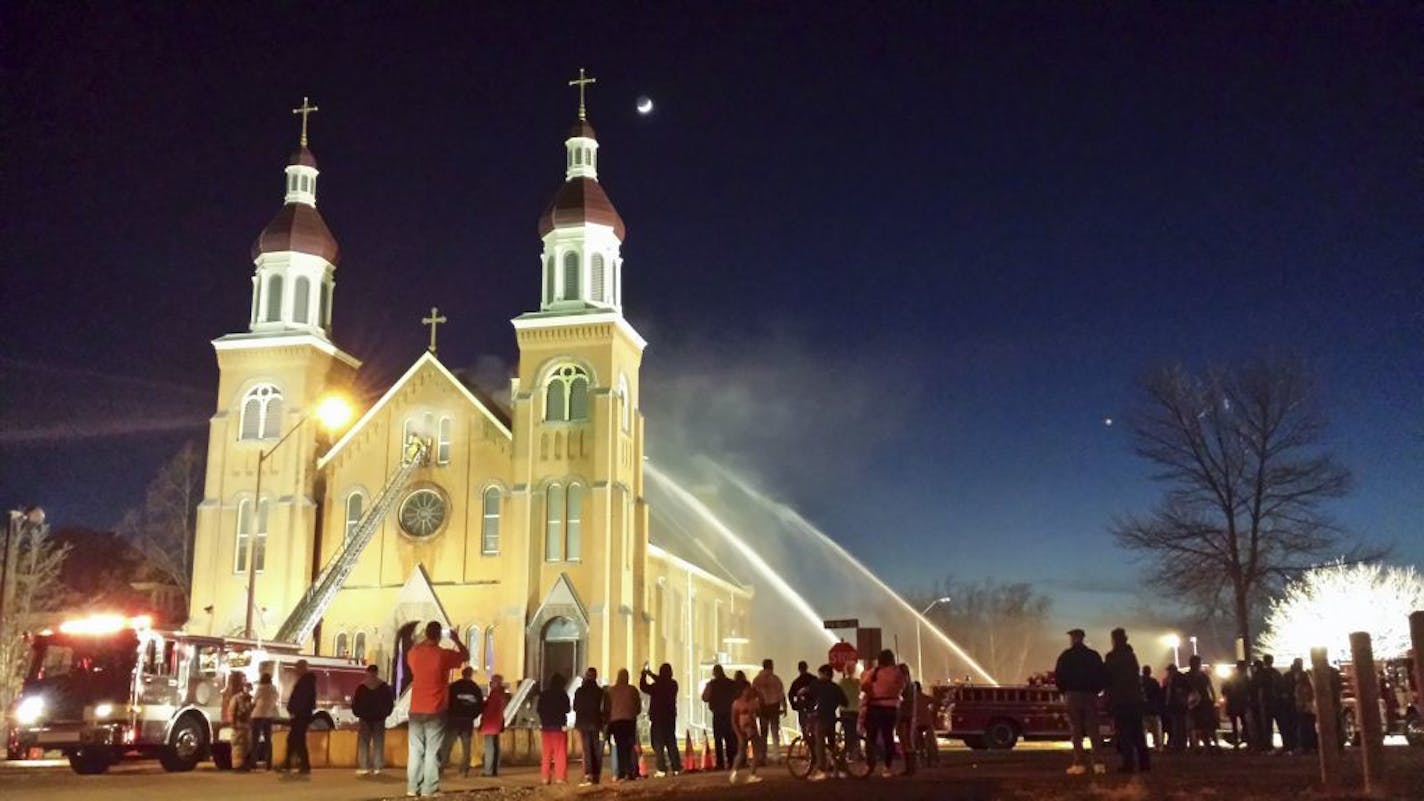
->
[[189, 99, 361, 638], [511, 71, 649, 681]]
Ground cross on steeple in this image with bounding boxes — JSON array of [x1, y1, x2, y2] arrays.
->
[[568, 68, 596, 121], [421, 306, 448, 353], [292, 96, 319, 147]]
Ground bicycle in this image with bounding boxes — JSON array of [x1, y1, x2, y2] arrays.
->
[[786, 727, 872, 780]]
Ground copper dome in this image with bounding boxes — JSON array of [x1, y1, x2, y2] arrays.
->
[[252, 203, 340, 264], [537, 177, 626, 240]]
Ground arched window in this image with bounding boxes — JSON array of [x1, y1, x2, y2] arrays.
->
[[574, 149, 583, 166], [566, 484, 583, 561], [562, 252, 580, 300], [437, 417, 452, 465], [481, 487, 501, 554], [254, 499, 269, 572], [335, 632, 349, 658], [591, 254, 605, 302], [235, 498, 269, 573], [568, 374, 588, 421], [265, 274, 284, 322], [344, 492, 364, 542], [293, 276, 311, 324], [353, 632, 367, 663], [300, 175, 311, 192], [545, 484, 564, 561], [544, 365, 591, 423], [545, 381, 566, 422], [238, 384, 283, 440], [317, 281, 330, 330], [618, 373, 631, 433], [544, 257, 555, 305], [483, 627, 496, 673]]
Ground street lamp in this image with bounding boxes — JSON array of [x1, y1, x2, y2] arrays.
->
[[1163, 633, 1182, 667], [916, 596, 952, 682], [243, 393, 353, 639], [1189, 635, 1198, 658]]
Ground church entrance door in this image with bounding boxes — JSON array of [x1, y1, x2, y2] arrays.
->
[[541, 617, 580, 685]]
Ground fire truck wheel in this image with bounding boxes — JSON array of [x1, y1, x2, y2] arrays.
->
[[984, 720, 1018, 750], [310, 713, 335, 732], [68, 747, 113, 775], [962, 736, 988, 750], [159, 714, 208, 772]]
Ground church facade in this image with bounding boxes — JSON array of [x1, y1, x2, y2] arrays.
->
[[187, 90, 752, 700]]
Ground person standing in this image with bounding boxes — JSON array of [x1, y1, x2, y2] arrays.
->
[[751, 659, 786, 765], [787, 661, 817, 738], [1253, 655, 1282, 751], [1223, 660, 1250, 749], [860, 649, 906, 778], [1184, 655, 1218, 751], [1164, 664, 1189, 751], [1104, 628, 1149, 773], [246, 672, 278, 771], [573, 667, 609, 786], [228, 676, 254, 772], [441, 667, 484, 777], [606, 669, 641, 782], [806, 664, 848, 780], [701, 664, 738, 770], [537, 673, 571, 785], [279, 660, 317, 774], [352, 665, 394, 776], [404, 622, 469, 797], [1054, 628, 1107, 775], [640, 663, 682, 776], [1294, 668, 1318, 754], [837, 665, 863, 760], [895, 664, 918, 776], [729, 683, 765, 784], [478, 675, 508, 777], [1140, 665, 1165, 751], [1277, 659, 1303, 753]]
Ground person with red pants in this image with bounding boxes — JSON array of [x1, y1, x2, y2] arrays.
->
[[536, 673, 571, 784], [859, 649, 906, 778]]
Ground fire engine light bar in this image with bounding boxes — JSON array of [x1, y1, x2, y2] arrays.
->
[[58, 614, 154, 635]]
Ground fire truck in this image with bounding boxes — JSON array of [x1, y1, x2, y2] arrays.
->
[[1340, 657, 1422, 747], [933, 682, 1114, 749], [7, 613, 367, 774]]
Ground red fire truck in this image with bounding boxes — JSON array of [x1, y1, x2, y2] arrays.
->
[[933, 682, 1114, 749], [6, 613, 367, 774]]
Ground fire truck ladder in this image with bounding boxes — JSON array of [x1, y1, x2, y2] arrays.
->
[[274, 436, 431, 645]]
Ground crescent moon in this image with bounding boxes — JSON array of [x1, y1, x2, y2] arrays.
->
[[636, 97, 654, 115]]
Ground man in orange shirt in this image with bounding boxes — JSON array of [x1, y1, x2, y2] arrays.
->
[[406, 621, 469, 797]]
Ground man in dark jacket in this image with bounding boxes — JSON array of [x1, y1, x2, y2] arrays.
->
[[701, 664, 739, 770], [1251, 656, 1281, 751], [1141, 665, 1164, 751], [572, 668, 609, 785], [1104, 629, 1149, 773], [787, 661, 817, 737], [280, 660, 317, 774], [640, 663, 682, 775], [352, 665, 394, 775], [1222, 661, 1250, 749], [806, 664, 849, 780], [440, 667, 484, 777], [1054, 629, 1106, 775]]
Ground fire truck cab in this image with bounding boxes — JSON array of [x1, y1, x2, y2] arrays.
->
[[7, 614, 366, 774]]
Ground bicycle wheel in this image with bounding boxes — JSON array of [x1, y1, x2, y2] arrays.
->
[[837, 731, 873, 780], [785, 736, 813, 779]]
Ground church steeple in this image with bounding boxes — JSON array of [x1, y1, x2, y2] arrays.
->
[[247, 97, 340, 337], [535, 69, 626, 314]]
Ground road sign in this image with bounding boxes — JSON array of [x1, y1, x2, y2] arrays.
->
[[823, 618, 859, 630], [856, 627, 882, 660], [829, 641, 859, 672]]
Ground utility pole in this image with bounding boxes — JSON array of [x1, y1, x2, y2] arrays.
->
[[1310, 647, 1341, 791]]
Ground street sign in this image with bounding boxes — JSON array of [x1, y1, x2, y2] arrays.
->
[[822, 618, 859, 630], [829, 641, 859, 672], [856, 627, 882, 660]]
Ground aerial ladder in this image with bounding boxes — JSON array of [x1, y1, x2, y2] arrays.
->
[[274, 436, 430, 645]]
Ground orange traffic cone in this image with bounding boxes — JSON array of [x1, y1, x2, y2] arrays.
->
[[701, 733, 715, 772], [684, 730, 697, 773]]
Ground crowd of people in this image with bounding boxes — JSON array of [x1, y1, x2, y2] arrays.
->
[[1054, 627, 1349, 777]]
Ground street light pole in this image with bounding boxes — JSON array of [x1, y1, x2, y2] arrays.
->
[[916, 596, 951, 683], [243, 396, 354, 640]]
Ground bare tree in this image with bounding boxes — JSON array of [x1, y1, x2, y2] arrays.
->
[[917, 578, 1055, 682], [1113, 355, 1371, 658], [115, 441, 203, 612], [1, 510, 70, 751]]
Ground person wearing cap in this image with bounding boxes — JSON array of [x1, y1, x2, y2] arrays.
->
[[1054, 628, 1107, 775]]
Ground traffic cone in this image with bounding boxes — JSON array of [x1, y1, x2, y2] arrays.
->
[[636, 743, 650, 778], [684, 729, 697, 773], [701, 733, 715, 772]]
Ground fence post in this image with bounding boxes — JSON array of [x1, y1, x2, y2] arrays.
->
[[1411, 612, 1424, 731], [1310, 648, 1341, 791], [1348, 631, 1384, 794]]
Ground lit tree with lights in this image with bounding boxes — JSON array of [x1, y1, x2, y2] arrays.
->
[[1258, 562, 1424, 663]]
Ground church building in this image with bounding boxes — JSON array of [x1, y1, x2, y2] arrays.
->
[[187, 82, 752, 706]]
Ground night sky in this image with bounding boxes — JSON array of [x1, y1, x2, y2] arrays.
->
[[3, 3, 1419, 627]]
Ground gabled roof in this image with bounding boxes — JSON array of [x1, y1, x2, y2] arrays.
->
[[318, 351, 512, 470]]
